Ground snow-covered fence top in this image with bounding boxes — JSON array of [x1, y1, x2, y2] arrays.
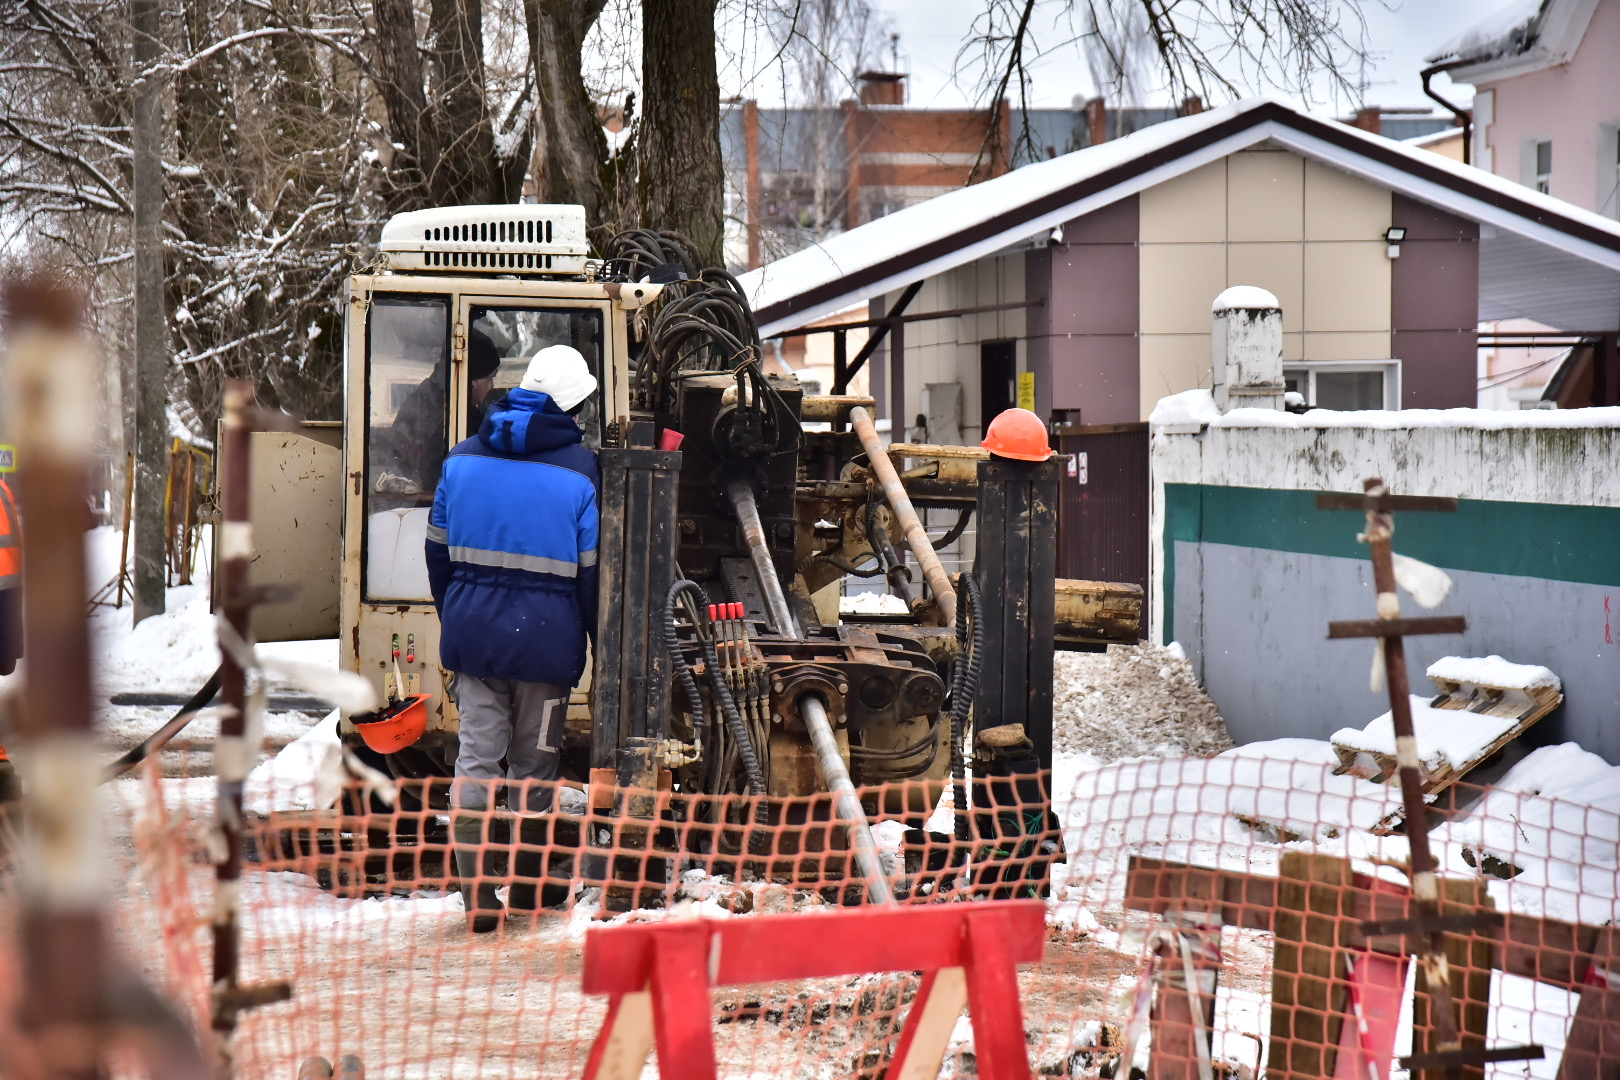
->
[[1148, 391, 1620, 762]]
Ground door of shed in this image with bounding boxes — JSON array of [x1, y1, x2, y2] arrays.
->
[[1055, 422, 1149, 627]]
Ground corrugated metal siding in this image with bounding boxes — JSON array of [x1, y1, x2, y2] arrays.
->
[[1056, 423, 1149, 616]]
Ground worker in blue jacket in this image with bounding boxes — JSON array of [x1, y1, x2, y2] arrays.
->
[[426, 344, 600, 931]]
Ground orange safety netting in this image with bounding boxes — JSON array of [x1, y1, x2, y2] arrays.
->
[[4, 746, 1617, 1079]]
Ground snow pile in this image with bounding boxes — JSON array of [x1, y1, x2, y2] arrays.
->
[[1052, 643, 1232, 761], [1147, 388, 1221, 430], [244, 711, 345, 815], [1331, 695, 1519, 774], [840, 591, 908, 615], [1210, 404, 1620, 431], [1426, 654, 1560, 691], [1211, 285, 1279, 311], [1433, 743, 1620, 925]]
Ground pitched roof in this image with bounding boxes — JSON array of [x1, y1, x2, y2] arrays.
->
[[739, 96, 1620, 337], [1425, 0, 1599, 82]]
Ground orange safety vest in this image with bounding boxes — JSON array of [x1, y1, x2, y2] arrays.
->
[[0, 478, 18, 590]]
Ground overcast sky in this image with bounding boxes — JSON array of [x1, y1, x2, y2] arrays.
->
[[722, 0, 1503, 116]]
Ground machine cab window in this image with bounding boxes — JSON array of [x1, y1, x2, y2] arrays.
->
[[469, 304, 607, 447], [364, 296, 450, 601]]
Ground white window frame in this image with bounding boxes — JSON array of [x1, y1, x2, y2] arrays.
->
[[1283, 359, 1402, 410], [1529, 138, 1553, 194]]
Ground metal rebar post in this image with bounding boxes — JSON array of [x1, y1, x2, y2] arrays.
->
[[848, 407, 956, 626], [1358, 479, 1463, 1065], [799, 694, 895, 906], [8, 281, 107, 1080], [212, 381, 253, 1077]]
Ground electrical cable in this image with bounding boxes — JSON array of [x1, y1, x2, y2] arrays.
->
[[950, 571, 984, 842]]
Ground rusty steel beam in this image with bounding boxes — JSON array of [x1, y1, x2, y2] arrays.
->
[[848, 407, 956, 627], [5, 280, 208, 1080]]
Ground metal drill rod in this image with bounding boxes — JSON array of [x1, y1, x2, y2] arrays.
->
[[799, 693, 896, 907], [726, 478, 801, 639], [848, 407, 956, 626]]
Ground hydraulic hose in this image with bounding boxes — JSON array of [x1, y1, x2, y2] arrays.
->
[[664, 580, 710, 737], [101, 665, 224, 784], [950, 572, 984, 841], [665, 578, 766, 795]]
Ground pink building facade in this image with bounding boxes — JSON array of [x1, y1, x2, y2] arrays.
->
[[1436, 0, 1620, 217]]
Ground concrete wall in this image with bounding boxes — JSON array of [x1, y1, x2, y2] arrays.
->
[[1151, 416, 1620, 762], [1471, 0, 1620, 216]]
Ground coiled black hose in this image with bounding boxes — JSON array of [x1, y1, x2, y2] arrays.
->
[[664, 578, 766, 795], [950, 571, 984, 841]]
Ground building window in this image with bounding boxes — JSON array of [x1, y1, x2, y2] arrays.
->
[[1283, 361, 1401, 411], [1533, 140, 1552, 194]]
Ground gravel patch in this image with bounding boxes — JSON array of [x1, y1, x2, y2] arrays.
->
[[1053, 643, 1232, 761]]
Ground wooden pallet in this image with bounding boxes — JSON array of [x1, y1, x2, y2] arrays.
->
[[1332, 675, 1561, 833]]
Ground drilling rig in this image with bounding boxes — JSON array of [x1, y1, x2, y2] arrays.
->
[[241, 204, 1142, 903]]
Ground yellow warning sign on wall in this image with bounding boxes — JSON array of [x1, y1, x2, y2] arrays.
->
[[0, 446, 14, 473], [1017, 371, 1035, 413]]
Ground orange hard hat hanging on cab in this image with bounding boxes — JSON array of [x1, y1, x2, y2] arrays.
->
[[981, 408, 1053, 462]]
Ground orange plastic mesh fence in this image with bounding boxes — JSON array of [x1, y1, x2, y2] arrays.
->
[[5, 746, 1617, 1079]]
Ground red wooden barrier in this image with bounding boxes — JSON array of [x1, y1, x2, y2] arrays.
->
[[581, 900, 1048, 1080]]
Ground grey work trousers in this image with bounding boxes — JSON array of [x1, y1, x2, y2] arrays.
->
[[448, 673, 567, 813]]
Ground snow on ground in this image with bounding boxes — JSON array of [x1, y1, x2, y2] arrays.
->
[[1052, 642, 1233, 760]]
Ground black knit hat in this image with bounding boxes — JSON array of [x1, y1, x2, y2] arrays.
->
[[468, 328, 501, 380]]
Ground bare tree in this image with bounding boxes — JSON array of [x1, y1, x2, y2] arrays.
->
[[961, 0, 1377, 168]]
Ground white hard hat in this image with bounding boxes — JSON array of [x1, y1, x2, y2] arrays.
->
[[520, 344, 597, 412]]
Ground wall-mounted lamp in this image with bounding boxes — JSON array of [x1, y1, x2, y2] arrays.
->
[[1049, 224, 1065, 246], [1384, 226, 1407, 258]]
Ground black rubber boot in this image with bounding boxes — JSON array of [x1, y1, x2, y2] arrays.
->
[[452, 814, 503, 933], [508, 816, 571, 912]]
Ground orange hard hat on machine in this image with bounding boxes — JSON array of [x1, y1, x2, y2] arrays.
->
[[981, 408, 1053, 462]]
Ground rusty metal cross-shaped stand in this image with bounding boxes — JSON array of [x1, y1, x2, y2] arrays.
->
[[1319, 478, 1542, 1078]]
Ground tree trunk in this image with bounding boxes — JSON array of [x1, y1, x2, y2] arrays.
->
[[371, 0, 434, 211], [524, 0, 610, 223], [639, 0, 724, 264], [426, 0, 499, 206], [131, 0, 167, 622]]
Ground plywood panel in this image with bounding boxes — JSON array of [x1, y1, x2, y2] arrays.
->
[[1141, 243, 1227, 335], [1139, 334, 1211, 418], [1140, 161, 1226, 244], [1305, 160, 1391, 242], [1304, 242, 1391, 333], [1228, 151, 1304, 243], [1227, 242, 1305, 333]]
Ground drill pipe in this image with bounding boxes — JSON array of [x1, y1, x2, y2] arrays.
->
[[848, 407, 956, 626], [726, 479, 802, 639], [800, 693, 896, 906]]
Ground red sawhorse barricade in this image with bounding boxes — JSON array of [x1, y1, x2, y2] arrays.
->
[[581, 900, 1047, 1080]]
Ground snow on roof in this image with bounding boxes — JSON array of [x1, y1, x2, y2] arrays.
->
[[1149, 389, 1620, 431], [1427, 655, 1561, 692], [1425, 0, 1599, 82], [741, 95, 1620, 337], [1426, 0, 1545, 67], [1404, 126, 1464, 148]]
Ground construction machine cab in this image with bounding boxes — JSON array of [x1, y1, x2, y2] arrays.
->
[[337, 205, 659, 759]]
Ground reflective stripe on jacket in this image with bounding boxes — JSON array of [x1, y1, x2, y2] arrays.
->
[[426, 388, 600, 687], [0, 478, 19, 590]]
